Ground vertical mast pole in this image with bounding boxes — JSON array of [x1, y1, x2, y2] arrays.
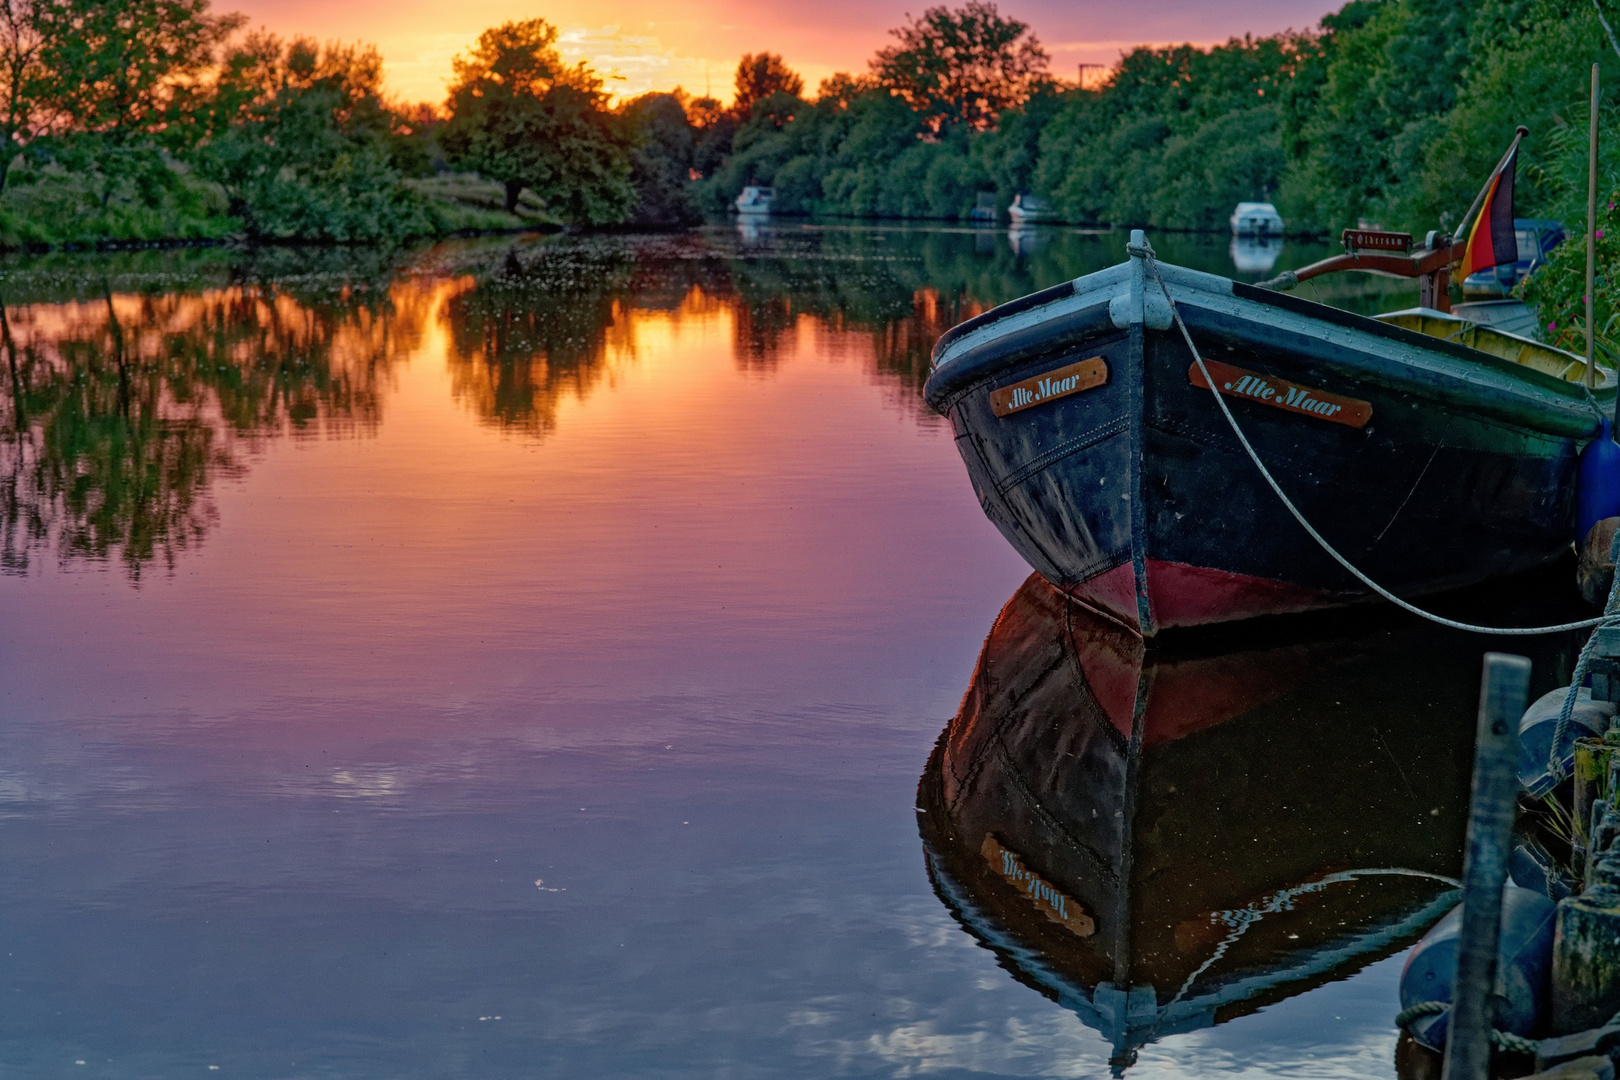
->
[[1590, 62, 1601, 390]]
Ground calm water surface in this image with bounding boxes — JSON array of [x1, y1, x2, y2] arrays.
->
[[0, 225, 1565, 1078]]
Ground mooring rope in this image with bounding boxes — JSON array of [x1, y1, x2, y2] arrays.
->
[[1549, 554, 1620, 782], [1395, 1000, 1542, 1055], [1136, 241, 1620, 638], [1135, 244, 1620, 1055], [1398, 999, 1620, 1057]]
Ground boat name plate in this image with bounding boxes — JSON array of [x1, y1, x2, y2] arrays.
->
[[1189, 360, 1372, 428], [990, 356, 1108, 417], [980, 833, 1095, 937], [1342, 228, 1413, 253]]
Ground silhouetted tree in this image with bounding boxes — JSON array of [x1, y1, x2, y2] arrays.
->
[[620, 92, 700, 226], [870, 1, 1047, 133], [686, 93, 735, 178], [733, 52, 803, 118], [0, 0, 49, 192]]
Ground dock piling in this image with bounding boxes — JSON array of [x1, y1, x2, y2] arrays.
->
[[1445, 653, 1532, 1080]]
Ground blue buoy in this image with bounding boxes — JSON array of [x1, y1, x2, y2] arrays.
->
[[1576, 418, 1620, 545], [1398, 885, 1557, 1052]]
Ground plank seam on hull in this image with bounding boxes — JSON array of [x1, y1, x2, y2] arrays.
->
[[996, 415, 1131, 496], [958, 408, 1079, 587], [1061, 552, 1135, 591]]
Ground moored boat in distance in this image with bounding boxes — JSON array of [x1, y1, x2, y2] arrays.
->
[[1230, 201, 1285, 236], [734, 185, 775, 215], [1007, 193, 1053, 224], [923, 229, 1611, 635]]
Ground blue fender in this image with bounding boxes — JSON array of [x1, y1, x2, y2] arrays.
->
[[1577, 418, 1620, 544], [1398, 884, 1558, 1052]]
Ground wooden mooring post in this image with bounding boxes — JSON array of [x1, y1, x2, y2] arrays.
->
[[1443, 653, 1532, 1080]]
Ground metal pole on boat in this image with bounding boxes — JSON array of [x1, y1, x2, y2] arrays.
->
[[1589, 62, 1601, 391], [1441, 653, 1530, 1080]]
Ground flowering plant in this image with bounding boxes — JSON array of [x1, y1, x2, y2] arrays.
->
[[1521, 194, 1620, 364]]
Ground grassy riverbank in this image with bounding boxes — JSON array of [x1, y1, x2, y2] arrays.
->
[[0, 164, 558, 251]]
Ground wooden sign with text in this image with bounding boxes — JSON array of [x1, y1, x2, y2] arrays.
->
[[1188, 360, 1372, 429], [990, 356, 1108, 417], [1341, 229, 1413, 253]]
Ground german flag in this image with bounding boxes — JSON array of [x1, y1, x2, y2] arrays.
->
[[1459, 145, 1518, 279]]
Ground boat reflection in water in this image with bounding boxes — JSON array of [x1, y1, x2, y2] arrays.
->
[[1230, 234, 1284, 275], [918, 574, 1574, 1072]]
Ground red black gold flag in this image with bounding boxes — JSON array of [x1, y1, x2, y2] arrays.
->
[[1459, 146, 1518, 279]]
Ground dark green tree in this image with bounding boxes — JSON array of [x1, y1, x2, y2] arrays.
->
[[619, 92, 700, 227], [1281, 0, 1476, 231], [441, 18, 633, 223], [194, 34, 434, 241], [34, 0, 241, 206]]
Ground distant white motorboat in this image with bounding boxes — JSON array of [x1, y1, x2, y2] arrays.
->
[[1007, 193, 1053, 225], [1231, 201, 1284, 236], [735, 185, 775, 215]]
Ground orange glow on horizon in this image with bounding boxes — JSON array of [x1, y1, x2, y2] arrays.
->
[[223, 0, 1339, 106]]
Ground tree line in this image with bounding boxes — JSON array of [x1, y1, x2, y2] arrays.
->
[[0, 0, 1612, 249], [696, 0, 1613, 238]]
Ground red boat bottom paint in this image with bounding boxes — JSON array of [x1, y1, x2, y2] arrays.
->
[[1068, 559, 1338, 633]]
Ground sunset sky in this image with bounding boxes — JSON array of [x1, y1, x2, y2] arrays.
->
[[229, 0, 1339, 105]]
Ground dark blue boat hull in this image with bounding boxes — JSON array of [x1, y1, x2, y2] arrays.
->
[[925, 255, 1602, 634]]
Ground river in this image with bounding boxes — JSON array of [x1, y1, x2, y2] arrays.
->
[[0, 223, 1575, 1078]]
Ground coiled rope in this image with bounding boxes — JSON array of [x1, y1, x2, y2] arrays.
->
[[1136, 240, 1620, 639]]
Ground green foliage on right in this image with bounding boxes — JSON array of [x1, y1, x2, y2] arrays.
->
[[690, 0, 1616, 251]]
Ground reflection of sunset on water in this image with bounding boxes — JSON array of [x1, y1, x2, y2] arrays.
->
[[1, 236, 1009, 737], [2, 239, 976, 581], [0, 228, 1464, 1080]]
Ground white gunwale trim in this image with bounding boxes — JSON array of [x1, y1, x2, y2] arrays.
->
[[932, 256, 1601, 410]]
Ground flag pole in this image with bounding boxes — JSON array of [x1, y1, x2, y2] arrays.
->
[[1589, 63, 1601, 390]]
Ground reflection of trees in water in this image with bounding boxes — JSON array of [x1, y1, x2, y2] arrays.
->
[[0, 281, 427, 579], [441, 247, 642, 436], [4, 228, 1192, 573], [731, 293, 795, 373], [439, 232, 1022, 432], [721, 239, 991, 402]]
